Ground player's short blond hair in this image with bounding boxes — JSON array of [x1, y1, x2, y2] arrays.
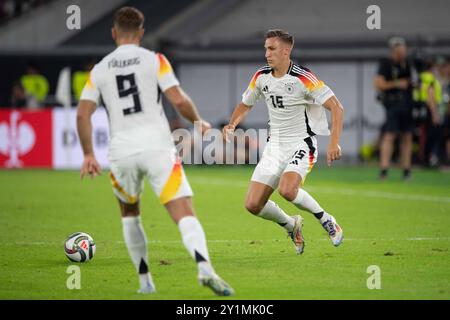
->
[[265, 29, 294, 46], [113, 6, 144, 32]]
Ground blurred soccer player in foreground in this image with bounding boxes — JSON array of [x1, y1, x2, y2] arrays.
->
[[77, 6, 233, 296]]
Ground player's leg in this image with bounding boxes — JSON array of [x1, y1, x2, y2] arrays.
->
[[247, 148, 303, 253], [164, 196, 210, 268], [399, 106, 413, 179], [245, 181, 296, 233], [244, 181, 274, 214], [148, 150, 233, 296], [246, 147, 296, 233], [400, 131, 412, 179], [116, 199, 155, 293], [380, 132, 396, 179], [447, 139, 450, 165], [446, 121, 450, 164], [379, 106, 399, 179], [281, 137, 343, 247], [444, 114, 450, 165], [164, 196, 234, 296], [110, 159, 155, 294]]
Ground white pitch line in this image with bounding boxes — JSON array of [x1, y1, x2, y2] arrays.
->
[[5, 237, 450, 246], [189, 177, 450, 204]]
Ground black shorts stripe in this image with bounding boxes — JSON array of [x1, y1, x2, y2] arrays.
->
[[304, 137, 316, 156]]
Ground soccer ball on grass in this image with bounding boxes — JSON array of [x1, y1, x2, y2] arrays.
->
[[64, 232, 96, 262]]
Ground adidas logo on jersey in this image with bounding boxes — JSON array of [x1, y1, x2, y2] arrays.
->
[[262, 85, 269, 93]]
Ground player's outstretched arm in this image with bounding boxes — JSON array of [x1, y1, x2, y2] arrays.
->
[[323, 95, 344, 167], [164, 86, 211, 135], [77, 100, 102, 179], [222, 102, 252, 142]]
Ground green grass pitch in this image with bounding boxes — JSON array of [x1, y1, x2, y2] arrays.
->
[[0, 165, 449, 299]]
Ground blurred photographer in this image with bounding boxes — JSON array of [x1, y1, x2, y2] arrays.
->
[[374, 37, 413, 180]]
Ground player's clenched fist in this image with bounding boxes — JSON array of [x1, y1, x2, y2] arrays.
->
[[222, 124, 235, 143], [327, 144, 341, 167]]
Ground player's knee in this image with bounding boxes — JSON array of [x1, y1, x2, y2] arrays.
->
[[383, 132, 396, 142], [119, 200, 140, 217], [121, 210, 139, 217], [278, 187, 297, 202], [245, 200, 263, 215]]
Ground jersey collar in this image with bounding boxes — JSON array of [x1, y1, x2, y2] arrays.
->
[[116, 44, 139, 50], [270, 61, 293, 79], [287, 61, 294, 74]]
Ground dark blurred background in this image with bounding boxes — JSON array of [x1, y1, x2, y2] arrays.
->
[[1, 0, 449, 166]]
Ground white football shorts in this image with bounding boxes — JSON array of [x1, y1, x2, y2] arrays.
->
[[109, 148, 193, 204], [251, 136, 318, 189]]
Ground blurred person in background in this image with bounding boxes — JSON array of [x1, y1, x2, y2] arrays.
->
[[0, 0, 46, 23], [73, 60, 96, 102], [20, 63, 49, 104], [10, 81, 39, 109], [434, 58, 450, 167], [374, 37, 413, 180], [414, 57, 442, 167]]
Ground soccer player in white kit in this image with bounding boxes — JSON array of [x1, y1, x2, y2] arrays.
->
[[223, 30, 344, 254], [76, 7, 234, 296]]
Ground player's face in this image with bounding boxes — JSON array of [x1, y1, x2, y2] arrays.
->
[[265, 38, 290, 69]]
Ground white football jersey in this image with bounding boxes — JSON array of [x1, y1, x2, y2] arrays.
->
[[242, 62, 334, 142], [80, 44, 179, 160]]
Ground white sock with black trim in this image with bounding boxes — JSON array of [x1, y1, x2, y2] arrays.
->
[[122, 216, 154, 289], [257, 200, 295, 232], [291, 189, 330, 222], [178, 216, 215, 277]]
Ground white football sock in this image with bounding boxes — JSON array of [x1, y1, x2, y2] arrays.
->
[[257, 200, 295, 232], [178, 216, 214, 276], [291, 189, 324, 215], [122, 216, 154, 289]]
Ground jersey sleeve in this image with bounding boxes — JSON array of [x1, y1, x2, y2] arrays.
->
[[80, 66, 100, 104], [156, 53, 180, 91], [298, 68, 334, 105], [241, 71, 263, 106]]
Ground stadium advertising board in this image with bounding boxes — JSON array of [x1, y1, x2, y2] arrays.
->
[[0, 108, 109, 169]]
